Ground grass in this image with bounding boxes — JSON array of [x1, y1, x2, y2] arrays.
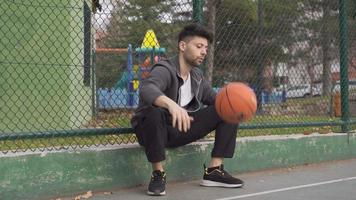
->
[[2, 125, 355, 153], [1, 111, 355, 153], [2, 91, 356, 153], [0, 134, 137, 153]]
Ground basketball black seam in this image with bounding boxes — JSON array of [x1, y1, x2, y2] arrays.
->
[[240, 93, 256, 116], [219, 88, 224, 117], [226, 84, 255, 121], [225, 84, 238, 114]]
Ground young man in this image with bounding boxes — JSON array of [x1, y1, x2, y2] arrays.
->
[[131, 23, 243, 196]]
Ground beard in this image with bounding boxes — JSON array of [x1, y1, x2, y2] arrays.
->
[[184, 55, 203, 67]]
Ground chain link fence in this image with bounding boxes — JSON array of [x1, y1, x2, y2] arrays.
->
[[1, 0, 356, 153]]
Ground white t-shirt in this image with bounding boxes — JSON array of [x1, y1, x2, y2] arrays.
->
[[179, 73, 193, 107]]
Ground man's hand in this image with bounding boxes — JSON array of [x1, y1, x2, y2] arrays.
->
[[167, 103, 194, 132], [153, 95, 194, 133]]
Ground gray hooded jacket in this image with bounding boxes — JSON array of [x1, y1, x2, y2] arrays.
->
[[131, 56, 216, 129]]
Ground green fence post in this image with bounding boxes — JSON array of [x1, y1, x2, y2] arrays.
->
[[256, 0, 264, 113], [338, 0, 350, 132], [92, 48, 97, 118], [193, 0, 204, 24]]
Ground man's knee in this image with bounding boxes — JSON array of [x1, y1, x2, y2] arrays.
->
[[134, 107, 168, 143], [145, 106, 168, 119]]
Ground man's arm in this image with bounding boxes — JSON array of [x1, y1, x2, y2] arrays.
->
[[140, 65, 192, 132], [139, 65, 170, 105], [154, 95, 193, 133]]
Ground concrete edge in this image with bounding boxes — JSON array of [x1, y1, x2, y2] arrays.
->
[[1, 133, 356, 200]]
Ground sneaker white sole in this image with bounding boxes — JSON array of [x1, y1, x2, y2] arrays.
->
[[147, 190, 166, 196], [200, 180, 243, 188]]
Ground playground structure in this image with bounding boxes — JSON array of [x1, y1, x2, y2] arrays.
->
[[96, 30, 166, 109]]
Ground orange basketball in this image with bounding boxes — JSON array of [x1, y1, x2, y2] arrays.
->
[[215, 82, 257, 124]]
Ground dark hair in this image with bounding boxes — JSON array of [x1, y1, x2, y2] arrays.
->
[[178, 23, 213, 43]]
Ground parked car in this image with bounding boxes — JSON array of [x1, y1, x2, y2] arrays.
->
[[286, 84, 322, 98], [286, 85, 310, 98], [312, 84, 322, 96], [332, 80, 356, 93], [332, 80, 356, 100]]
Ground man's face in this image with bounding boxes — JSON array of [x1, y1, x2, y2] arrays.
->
[[179, 36, 208, 67]]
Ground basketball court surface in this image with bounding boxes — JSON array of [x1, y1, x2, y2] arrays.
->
[[69, 158, 356, 200]]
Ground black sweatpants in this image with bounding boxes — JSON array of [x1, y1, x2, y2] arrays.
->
[[134, 105, 238, 163]]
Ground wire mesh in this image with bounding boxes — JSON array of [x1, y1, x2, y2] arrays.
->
[[1, 0, 355, 153]]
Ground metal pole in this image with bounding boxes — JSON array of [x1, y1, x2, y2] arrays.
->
[[92, 48, 97, 118], [127, 44, 134, 107], [256, 0, 264, 112], [338, 0, 350, 132], [193, 0, 204, 24]]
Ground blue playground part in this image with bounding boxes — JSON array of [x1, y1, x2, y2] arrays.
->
[[214, 87, 285, 104], [98, 88, 139, 109], [127, 44, 135, 107], [261, 91, 286, 104], [99, 44, 166, 109]]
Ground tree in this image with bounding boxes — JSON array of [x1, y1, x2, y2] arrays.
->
[[95, 0, 192, 87], [298, 0, 339, 95], [104, 0, 180, 49], [211, 0, 303, 87], [205, 0, 221, 84]]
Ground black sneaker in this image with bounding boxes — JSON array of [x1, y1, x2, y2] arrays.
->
[[200, 164, 244, 188], [147, 170, 166, 196]]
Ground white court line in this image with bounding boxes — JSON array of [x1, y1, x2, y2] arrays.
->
[[215, 176, 356, 200]]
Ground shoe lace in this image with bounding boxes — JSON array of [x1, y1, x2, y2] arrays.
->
[[151, 171, 165, 182]]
